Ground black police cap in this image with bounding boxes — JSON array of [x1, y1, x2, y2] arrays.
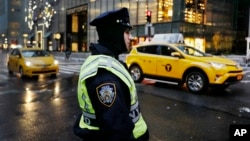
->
[[90, 7, 132, 29]]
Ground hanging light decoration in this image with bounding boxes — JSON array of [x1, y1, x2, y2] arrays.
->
[[25, 0, 36, 30], [25, 0, 57, 30], [41, 2, 56, 28]]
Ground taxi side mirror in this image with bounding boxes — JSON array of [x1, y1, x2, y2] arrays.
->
[[171, 52, 181, 58], [15, 54, 21, 58]]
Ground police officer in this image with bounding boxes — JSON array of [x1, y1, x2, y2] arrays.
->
[[73, 7, 149, 141]]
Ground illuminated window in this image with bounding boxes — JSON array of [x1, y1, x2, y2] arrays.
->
[[157, 0, 173, 22], [9, 22, 20, 29], [184, 0, 205, 24], [11, 0, 21, 6]]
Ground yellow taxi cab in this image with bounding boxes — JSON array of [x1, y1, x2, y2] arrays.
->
[[7, 47, 59, 78], [125, 34, 244, 94]]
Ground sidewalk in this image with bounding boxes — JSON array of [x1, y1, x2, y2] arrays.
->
[[51, 52, 88, 65], [51, 52, 90, 63], [223, 54, 250, 67], [52, 52, 250, 68]]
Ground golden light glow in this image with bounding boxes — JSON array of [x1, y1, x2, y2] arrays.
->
[[185, 0, 205, 24], [157, 0, 173, 22], [184, 37, 205, 52], [24, 88, 34, 103]]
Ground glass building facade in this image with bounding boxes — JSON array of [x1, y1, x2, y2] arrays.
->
[[0, 0, 240, 54], [83, 0, 237, 53], [63, 0, 237, 54], [0, 0, 28, 49]]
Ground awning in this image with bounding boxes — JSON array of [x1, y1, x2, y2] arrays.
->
[[43, 31, 52, 38]]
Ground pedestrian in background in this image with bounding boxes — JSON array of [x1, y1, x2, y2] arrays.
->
[[73, 7, 149, 141]]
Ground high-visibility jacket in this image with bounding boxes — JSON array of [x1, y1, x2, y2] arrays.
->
[[77, 55, 148, 139]]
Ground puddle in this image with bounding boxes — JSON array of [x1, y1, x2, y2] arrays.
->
[[239, 107, 250, 113]]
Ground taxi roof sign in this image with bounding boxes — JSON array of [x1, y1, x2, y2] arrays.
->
[[151, 33, 184, 43]]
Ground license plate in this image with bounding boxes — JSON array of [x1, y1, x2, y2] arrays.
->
[[41, 68, 48, 71], [237, 75, 243, 80]]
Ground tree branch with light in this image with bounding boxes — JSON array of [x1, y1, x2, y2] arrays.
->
[[25, 0, 58, 30]]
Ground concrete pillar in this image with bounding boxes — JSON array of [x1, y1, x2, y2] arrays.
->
[[248, 7, 250, 36], [245, 8, 250, 63], [246, 37, 250, 61]]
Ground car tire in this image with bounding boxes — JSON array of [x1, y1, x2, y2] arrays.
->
[[221, 84, 230, 89], [19, 67, 25, 79], [185, 71, 208, 94], [50, 74, 57, 78], [7, 63, 13, 75], [129, 65, 144, 83]]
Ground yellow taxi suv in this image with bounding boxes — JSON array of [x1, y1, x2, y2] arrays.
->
[[7, 48, 59, 79], [125, 40, 244, 94]]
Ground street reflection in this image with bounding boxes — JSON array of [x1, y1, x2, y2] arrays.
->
[[21, 75, 62, 105], [54, 81, 60, 97], [52, 81, 62, 106], [19, 77, 64, 135], [24, 87, 34, 103], [19, 102, 40, 138]]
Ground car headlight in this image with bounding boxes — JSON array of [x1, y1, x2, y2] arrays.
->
[[209, 62, 225, 69], [236, 63, 241, 68], [25, 61, 32, 66], [54, 60, 59, 65]]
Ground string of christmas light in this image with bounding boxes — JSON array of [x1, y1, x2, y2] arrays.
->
[[25, 0, 58, 30]]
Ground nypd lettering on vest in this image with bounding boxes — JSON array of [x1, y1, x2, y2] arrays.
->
[[96, 83, 116, 107]]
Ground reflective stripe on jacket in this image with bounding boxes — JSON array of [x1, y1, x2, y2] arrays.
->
[[77, 55, 147, 139]]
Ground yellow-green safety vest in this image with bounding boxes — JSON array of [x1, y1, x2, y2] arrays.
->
[[77, 55, 147, 139]]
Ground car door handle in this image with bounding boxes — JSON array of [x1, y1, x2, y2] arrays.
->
[[143, 60, 151, 62]]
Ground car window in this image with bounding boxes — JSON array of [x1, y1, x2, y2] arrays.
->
[[177, 45, 205, 57], [10, 49, 20, 56], [22, 50, 50, 57], [10, 49, 16, 55], [137, 45, 159, 55], [160, 46, 176, 56]]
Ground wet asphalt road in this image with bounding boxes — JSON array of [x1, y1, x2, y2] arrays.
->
[[1, 52, 250, 141], [1, 76, 250, 141]]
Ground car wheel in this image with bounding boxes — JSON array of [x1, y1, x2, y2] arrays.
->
[[129, 65, 144, 83], [221, 84, 230, 89], [19, 67, 25, 79], [50, 74, 57, 78], [185, 71, 208, 94], [7, 63, 13, 75]]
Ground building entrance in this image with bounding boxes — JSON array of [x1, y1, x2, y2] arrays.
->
[[66, 5, 88, 52]]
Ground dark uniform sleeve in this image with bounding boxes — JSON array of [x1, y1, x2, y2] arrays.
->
[[85, 68, 135, 141]]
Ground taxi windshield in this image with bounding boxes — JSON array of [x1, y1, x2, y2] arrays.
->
[[177, 45, 207, 57], [22, 50, 50, 57]]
